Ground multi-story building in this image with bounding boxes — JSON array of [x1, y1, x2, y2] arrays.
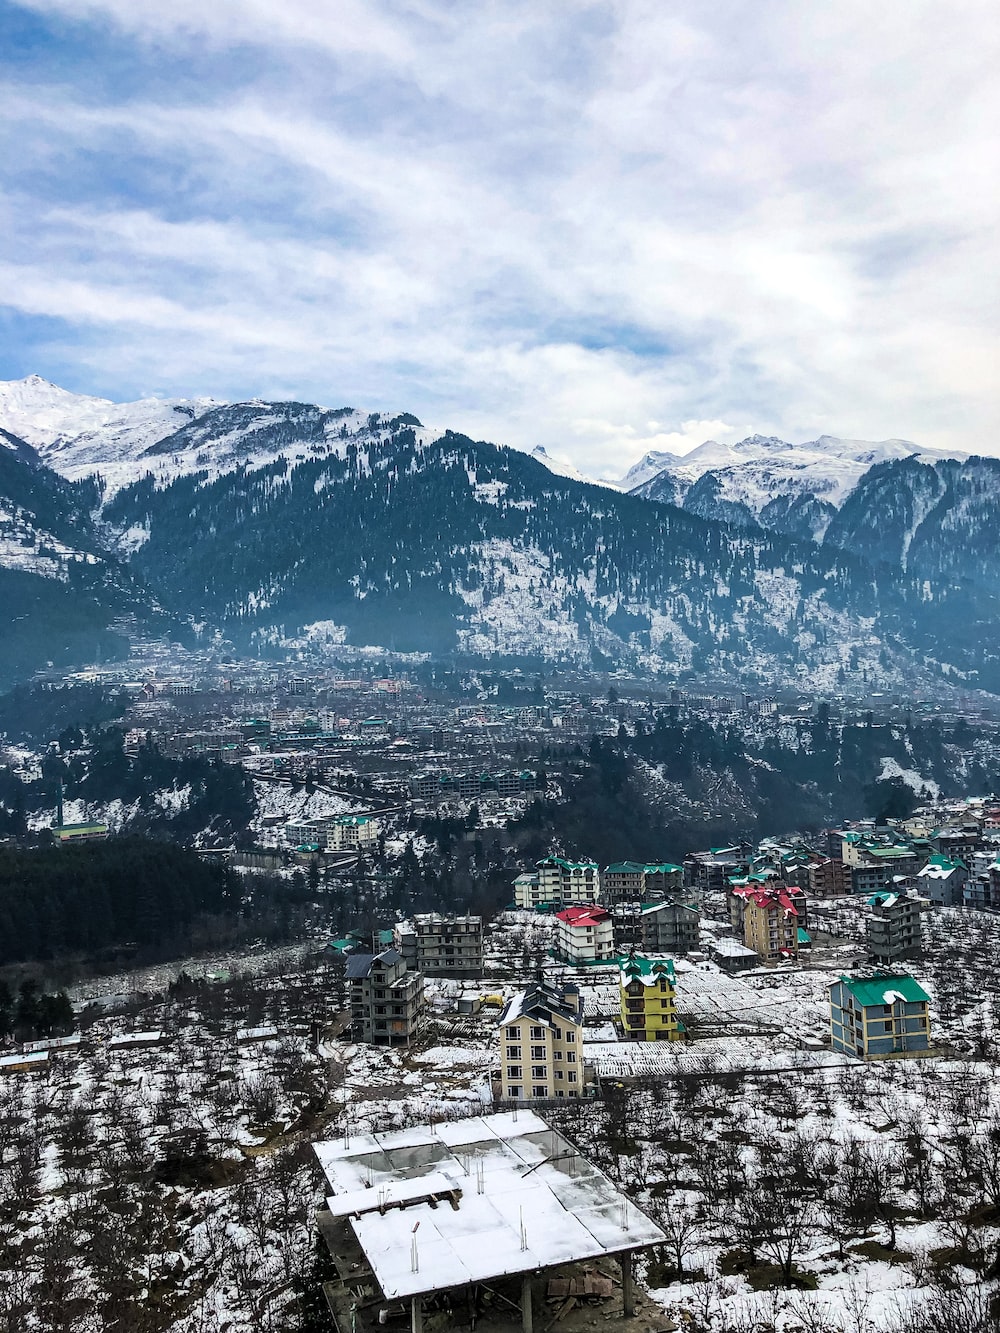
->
[[731, 884, 803, 962], [781, 852, 846, 898], [347, 948, 424, 1046], [829, 973, 931, 1059], [848, 847, 921, 894], [932, 825, 984, 865], [685, 847, 750, 893], [640, 900, 699, 955], [409, 770, 539, 802], [513, 857, 601, 910], [394, 913, 484, 978], [285, 813, 379, 851], [513, 871, 546, 910], [537, 856, 601, 906], [602, 861, 683, 904], [497, 980, 584, 1100], [866, 890, 925, 964], [965, 859, 1000, 911], [619, 955, 683, 1042], [554, 905, 615, 964], [915, 854, 968, 907], [328, 814, 379, 851], [841, 834, 920, 892]]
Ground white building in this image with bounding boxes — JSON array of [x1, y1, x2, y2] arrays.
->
[[555, 905, 615, 964]]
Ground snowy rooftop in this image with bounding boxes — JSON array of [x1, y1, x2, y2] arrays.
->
[[313, 1110, 665, 1300]]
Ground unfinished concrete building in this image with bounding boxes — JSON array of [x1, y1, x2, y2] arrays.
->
[[312, 1111, 667, 1333]]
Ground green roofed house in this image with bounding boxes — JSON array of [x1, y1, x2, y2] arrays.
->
[[829, 973, 931, 1059], [51, 822, 109, 846], [603, 861, 683, 903]]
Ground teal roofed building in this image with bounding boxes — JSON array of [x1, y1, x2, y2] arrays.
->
[[916, 853, 968, 907], [603, 860, 683, 903], [829, 974, 932, 1059]]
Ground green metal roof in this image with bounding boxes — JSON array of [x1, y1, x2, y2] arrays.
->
[[605, 861, 683, 875], [620, 955, 676, 982], [837, 974, 930, 1007]]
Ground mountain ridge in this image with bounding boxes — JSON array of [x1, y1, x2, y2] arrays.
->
[[0, 376, 998, 695]]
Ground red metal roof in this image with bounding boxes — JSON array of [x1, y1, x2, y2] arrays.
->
[[555, 905, 611, 927]]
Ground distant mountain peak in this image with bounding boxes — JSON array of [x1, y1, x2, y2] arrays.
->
[[528, 444, 618, 489]]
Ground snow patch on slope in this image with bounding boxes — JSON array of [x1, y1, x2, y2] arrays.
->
[[878, 756, 939, 799]]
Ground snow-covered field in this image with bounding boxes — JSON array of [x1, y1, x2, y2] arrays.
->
[[5, 901, 1000, 1330]]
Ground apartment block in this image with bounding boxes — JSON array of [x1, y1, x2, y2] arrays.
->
[[285, 813, 379, 851], [640, 899, 699, 955], [394, 913, 484, 978], [866, 890, 924, 964], [497, 980, 584, 1100], [602, 861, 683, 904], [731, 883, 803, 962], [347, 948, 425, 1046], [619, 955, 683, 1042], [513, 856, 601, 909], [685, 847, 750, 893], [915, 854, 968, 907], [829, 973, 931, 1059], [554, 905, 615, 964]]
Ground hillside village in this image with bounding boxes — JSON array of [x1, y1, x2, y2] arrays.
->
[[4, 751, 1000, 1331], [2, 665, 1000, 1333]]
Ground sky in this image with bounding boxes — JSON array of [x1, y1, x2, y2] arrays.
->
[[1, 0, 998, 478]]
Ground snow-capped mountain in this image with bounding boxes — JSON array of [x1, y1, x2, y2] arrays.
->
[[0, 420, 152, 685], [1, 377, 999, 695], [529, 445, 618, 489], [628, 433, 969, 542], [0, 375, 221, 487]]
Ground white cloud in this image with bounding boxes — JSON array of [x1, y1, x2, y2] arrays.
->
[[1, 0, 999, 472]]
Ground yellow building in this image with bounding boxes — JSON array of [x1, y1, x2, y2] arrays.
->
[[498, 979, 584, 1100], [619, 955, 683, 1042]]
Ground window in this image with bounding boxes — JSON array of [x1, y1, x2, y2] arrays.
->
[[554, 1050, 563, 1061], [566, 1052, 576, 1063], [564, 1032, 575, 1044], [532, 1065, 546, 1079], [507, 1065, 521, 1078], [555, 1071, 564, 1081], [508, 1086, 522, 1099], [567, 1070, 577, 1083], [531, 1045, 546, 1059], [530, 1026, 545, 1039], [533, 1086, 547, 1099], [506, 1045, 521, 1059], [506, 1026, 520, 1040]]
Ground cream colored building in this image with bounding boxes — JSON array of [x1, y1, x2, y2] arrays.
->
[[512, 856, 601, 910], [732, 884, 803, 962], [498, 979, 584, 1100]]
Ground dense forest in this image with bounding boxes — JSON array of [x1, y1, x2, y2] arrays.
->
[[0, 726, 256, 842], [509, 713, 1000, 865], [0, 839, 243, 965], [0, 681, 128, 744], [101, 423, 1000, 688]]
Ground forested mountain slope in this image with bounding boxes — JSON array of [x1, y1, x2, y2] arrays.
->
[[0, 428, 145, 685], [104, 422, 1000, 689], [1, 377, 999, 694]]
